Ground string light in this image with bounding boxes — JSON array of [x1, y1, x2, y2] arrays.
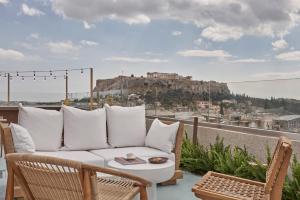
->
[[0, 67, 91, 81], [0, 67, 89, 75]]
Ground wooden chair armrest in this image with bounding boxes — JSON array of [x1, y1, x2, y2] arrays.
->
[[82, 163, 152, 187]]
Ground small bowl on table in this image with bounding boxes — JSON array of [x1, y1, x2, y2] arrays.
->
[[148, 157, 168, 164]]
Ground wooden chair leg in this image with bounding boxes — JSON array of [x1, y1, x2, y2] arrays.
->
[[140, 186, 148, 200], [5, 166, 14, 200]]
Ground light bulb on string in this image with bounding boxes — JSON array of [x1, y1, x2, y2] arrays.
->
[[22, 76, 24, 81], [33, 71, 36, 77], [17, 72, 19, 76], [81, 68, 83, 74], [34, 77, 36, 81], [50, 70, 52, 76]]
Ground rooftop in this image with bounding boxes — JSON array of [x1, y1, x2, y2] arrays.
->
[[274, 115, 300, 121]]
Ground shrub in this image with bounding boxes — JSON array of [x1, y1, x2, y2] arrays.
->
[[181, 136, 300, 199]]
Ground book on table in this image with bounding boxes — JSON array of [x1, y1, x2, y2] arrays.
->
[[114, 157, 147, 165]]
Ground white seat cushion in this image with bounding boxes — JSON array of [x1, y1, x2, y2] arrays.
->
[[62, 106, 108, 150], [34, 151, 105, 167], [90, 147, 175, 165], [105, 105, 146, 147]]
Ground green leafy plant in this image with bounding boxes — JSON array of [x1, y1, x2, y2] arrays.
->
[[181, 136, 300, 199]]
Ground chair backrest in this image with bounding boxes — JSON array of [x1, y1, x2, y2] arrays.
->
[[265, 136, 292, 200], [6, 153, 85, 200], [0, 123, 15, 155]]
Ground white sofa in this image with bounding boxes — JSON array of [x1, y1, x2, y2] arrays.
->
[[0, 105, 184, 198]]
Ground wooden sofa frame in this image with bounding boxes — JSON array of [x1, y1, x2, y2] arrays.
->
[[0, 120, 184, 198]]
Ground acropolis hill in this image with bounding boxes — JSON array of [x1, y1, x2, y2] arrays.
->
[[93, 72, 230, 96]]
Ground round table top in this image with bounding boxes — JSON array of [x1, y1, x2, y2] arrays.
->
[[108, 158, 174, 171], [108, 157, 175, 183]]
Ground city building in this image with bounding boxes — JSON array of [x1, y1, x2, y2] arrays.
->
[[146, 72, 192, 80], [196, 101, 212, 109], [273, 115, 300, 132]]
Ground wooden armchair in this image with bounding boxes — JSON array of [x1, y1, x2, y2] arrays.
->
[[5, 153, 151, 200], [192, 136, 292, 200]]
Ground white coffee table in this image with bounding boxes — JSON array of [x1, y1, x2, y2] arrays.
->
[[108, 157, 175, 200]]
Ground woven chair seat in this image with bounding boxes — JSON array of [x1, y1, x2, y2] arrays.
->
[[94, 176, 140, 200], [193, 172, 266, 200]]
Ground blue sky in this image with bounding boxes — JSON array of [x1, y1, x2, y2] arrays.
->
[[1, 0, 300, 101]]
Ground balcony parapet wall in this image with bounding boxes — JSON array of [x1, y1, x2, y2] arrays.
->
[[146, 116, 300, 163]]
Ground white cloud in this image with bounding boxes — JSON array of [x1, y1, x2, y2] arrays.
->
[[110, 14, 151, 25], [51, 0, 300, 42], [18, 42, 37, 50], [80, 40, 98, 46], [272, 39, 288, 51], [47, 41, 80, 54], [194, 38, 202, 46], [0, 0, 9, 5], [30, 33, 39, 39], [83, 21, 95, 29], [104, 56, 168, 63], [21, 3, 45, 16], [0, 48, 25, 60], [230, 58, 267, 63], [177, 49, 232, 58], [253, 70, 300, 79], [143, 51, 163, 56], [276, 51, 300, 61], [201, 25, 243, 42], [172, 31, 182, 36]]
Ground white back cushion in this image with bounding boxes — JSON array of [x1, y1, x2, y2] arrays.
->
[[10, 123, 35, 153], [145, 118, 179, 153], [18, 105, 63, 151], [106, 104, 146, 147], [63, 106, 108, 150]]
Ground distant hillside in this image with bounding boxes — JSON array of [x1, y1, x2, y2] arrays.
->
[[94, 75, 300, 114], [94, 75, 230, 98]]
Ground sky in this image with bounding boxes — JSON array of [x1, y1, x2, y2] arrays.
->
[[1, 0, 300, 101]]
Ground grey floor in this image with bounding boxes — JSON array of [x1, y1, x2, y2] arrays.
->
[[158, 171, 200, 200], [0, 158, 200, 200]]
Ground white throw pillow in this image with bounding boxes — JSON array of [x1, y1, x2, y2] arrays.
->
[[10, 123, 35, 153], [145, 118, 180, 153], [105, 104, 146, 147], [62, 106, 108, 150], [18, 104, 63, 151]]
